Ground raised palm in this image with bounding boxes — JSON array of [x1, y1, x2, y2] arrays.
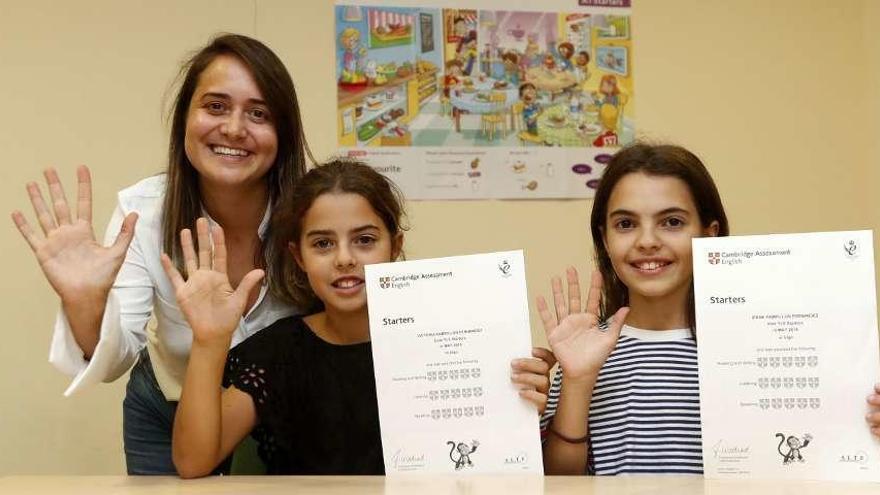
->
[[11, 167, 137, 302], [536, 267, 629, 382], [161, 218, 264, 346]]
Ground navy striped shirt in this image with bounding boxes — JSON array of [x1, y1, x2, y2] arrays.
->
[[541, 326, 703, 475]]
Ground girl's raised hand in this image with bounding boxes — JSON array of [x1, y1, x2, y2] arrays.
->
[[160, 218, 264, 348], [867, 383, 880, 438], [11, 166, 138, 305], [536, 267, 629, 383]]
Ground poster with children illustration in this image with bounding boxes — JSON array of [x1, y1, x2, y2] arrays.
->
[[335, 0, 634, 199]]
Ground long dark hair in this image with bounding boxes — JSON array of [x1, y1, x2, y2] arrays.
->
[[590, 143, 729, 332], [162, 33, 311, 277], [270, 159, 408, 313]]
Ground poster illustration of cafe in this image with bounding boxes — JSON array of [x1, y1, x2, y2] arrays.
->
[[335, 0, 634, 200]]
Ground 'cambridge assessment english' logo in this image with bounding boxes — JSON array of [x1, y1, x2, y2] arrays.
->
[[379, 276, 391, 289], [708, 252, 720, 265]]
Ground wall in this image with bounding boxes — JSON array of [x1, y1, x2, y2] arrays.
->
[[866, 1, 880, 268]]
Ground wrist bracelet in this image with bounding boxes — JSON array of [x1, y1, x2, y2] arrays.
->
[[548, 425, 589, 444]]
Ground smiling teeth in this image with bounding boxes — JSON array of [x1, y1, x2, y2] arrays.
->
[[335, 279, 361, 288], [212, 146, 249, 156], [637, 261, 666, 270]]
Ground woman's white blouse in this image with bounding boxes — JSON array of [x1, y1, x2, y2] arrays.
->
[[47, 175, 297, 400]]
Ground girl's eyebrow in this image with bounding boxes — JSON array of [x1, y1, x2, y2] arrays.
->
[[609, 207, 691, 217], [350, 224, 381, 234], [305, 224, 380, 237]]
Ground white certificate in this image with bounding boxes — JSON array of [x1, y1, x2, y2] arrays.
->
[[365, 250, 543, 474], [694, 231, 880, 481]]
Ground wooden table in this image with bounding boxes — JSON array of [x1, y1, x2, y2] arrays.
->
[[524, 67, 577, 99], [536, 103, 601, 147], [449, 78, 517, 133], [1, 475, 877, 494]]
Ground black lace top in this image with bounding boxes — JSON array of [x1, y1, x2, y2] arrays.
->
[[223, 315, 384, 475]]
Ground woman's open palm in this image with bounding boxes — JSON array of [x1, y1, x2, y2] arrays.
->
[[161, 218, 264, 346], [11, 166, 138, 303]]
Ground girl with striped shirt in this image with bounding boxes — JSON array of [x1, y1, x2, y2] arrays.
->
[[539, 144, 880, 475], [539, 143, 727, 475]]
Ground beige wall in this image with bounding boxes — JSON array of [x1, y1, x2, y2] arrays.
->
[[867, 1, 880, 255], [0, 0, 875, 474]]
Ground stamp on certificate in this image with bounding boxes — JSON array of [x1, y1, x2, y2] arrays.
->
[[844, 239, 860, 260], [498, 259, 512, 277]]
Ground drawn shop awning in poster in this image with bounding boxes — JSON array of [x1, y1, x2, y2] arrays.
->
[[335, 0, 634, 199]]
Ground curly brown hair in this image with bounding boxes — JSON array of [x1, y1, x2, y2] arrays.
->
[[557, 42, 574, 58]]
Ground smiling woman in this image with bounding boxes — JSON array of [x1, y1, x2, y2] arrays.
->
[[10, 34, 311, 475], [183, 55, 278, 195]]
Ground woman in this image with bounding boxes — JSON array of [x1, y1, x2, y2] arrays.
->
[[11, 34, 310, 474]]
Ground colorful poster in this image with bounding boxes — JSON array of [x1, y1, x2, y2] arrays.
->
[[335, 0, 634, 199]]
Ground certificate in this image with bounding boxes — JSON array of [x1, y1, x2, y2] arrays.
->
[[693, 231, 880, 481], [365, 251, 543, 474]]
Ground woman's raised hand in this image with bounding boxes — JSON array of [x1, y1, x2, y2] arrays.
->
[[536, 267, 629, 383], [160, 218, 264, 347], [11, 166, 138, 305]]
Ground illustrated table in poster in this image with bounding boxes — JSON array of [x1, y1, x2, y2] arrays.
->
[[365, 251, 543, 474], [693, 231, 880, 481]]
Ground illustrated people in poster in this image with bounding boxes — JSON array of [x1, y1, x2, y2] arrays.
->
[[334, 2, 634, 199]]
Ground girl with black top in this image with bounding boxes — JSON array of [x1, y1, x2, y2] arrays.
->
[[163, 160, 555, 477]]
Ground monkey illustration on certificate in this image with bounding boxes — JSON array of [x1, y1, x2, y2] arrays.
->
[[365, 251, 543, 474], [694, 231, 880, 481]]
